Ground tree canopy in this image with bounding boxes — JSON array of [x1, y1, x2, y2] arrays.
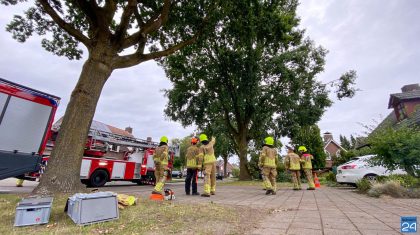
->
[[369, 126, 420, 177], [2, 0, 216, 194], [160, 0, 356, 179], [290, 125, 326, 169]]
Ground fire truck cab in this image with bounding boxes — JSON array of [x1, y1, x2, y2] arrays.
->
[[0, 78, 60, 180]]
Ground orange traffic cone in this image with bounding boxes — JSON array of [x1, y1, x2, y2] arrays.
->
[[314, 173, 321, 188], [149, 193, 164, 201]]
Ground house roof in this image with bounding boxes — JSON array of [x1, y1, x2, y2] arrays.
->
[[324, 138, 347, 152], [398, 108, 420, 127], [54, 117, 134, 137], [388, 90, 420, 108]]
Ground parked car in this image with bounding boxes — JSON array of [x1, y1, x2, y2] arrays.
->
[[171, 170, 183, 178], [336, 155, 406, 185]]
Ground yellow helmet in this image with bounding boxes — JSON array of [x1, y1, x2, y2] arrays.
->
[[298, 146, 307, 152], [199, 134, 208, 142], [264, 137, 274, 146], [160, 136, 168, 143]]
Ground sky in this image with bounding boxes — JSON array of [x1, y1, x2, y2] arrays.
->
[[0, 1, 419, 148]]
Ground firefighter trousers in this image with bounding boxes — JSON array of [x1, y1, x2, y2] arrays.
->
[[290, 170, 302, 189], [153, 164, 168, 194], [262, 167, 277, 191], [203, 163, 216, 195], [303, 169, 315, 189], [185, 168, 198, 194]]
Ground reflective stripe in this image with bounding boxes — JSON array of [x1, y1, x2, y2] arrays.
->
[[187, 158, 197, 168], [204, 154, 216, 164], [264, 157, 276, 168], [301, 154, 313, 169], [290, 161, 301, 170]]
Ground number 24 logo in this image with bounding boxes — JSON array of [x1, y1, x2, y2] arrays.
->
[[401, 222, 417, 233]]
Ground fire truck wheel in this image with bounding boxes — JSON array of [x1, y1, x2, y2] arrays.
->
[[89, 169, 109, 187]]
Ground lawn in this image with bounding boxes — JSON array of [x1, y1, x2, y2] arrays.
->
[[0, 193, 254, 235]]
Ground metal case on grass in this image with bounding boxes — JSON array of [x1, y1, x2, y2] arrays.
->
[[14, 197, 53, 227], [66, 191, 119, 225]]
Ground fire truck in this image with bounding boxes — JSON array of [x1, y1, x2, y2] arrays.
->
[[46, 125, 177, 187], [0, 78, 177, 187], [0, 77, 59, 180]]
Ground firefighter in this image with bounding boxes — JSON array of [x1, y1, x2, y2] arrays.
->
[[197, 134, 216, 197], [258, 137, 278, 195], [284, 147, 302, 190], [298, 146, 316, 190], [185, 137, 200, 195], [152, 136, 170, 195]]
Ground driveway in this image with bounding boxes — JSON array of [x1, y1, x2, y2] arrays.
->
[[1, 179, 418, 235]]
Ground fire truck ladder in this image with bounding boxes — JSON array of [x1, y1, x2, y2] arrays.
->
[[88, 129, 162, 150]]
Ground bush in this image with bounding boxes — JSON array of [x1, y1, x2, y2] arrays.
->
[[325, 172, 336, 182], [232, 168, 240, 178], [356, 178, 371, 193], [387, 174, 419, 188], [367, 181, 408, 198], [277, 171, 291, 182]]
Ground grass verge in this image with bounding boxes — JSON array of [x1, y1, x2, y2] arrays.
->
[[0, 193, 251, 235]]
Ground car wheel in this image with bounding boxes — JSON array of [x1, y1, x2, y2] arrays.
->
[[364, 174, 377, 183], [89, 169, 109, 187]]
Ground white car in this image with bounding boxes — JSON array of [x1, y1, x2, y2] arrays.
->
[[336, 155, 406, 185]]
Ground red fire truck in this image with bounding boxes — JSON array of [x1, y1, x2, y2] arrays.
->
[[0, 77, 60, 180], [46, 126, 176, 187], [0, 78, 177, 187]]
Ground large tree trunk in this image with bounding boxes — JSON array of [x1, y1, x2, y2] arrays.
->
[[237, 133, 251, 180], [222, 154, 228, 177], [34, 54, 112, 195]]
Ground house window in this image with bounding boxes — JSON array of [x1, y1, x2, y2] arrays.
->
[[325, 150, 331, 160], [397, 103, 407, 119], [336, 150, 341, 158]]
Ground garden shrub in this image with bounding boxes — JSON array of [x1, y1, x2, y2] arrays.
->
[[356, 178, 371, 193]]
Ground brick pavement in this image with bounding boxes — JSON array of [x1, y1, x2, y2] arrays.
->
[[170, 184, 420, 235], [2, 179, 419, 235]]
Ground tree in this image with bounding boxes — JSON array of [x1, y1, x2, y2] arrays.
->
[[369, 126, 420, 177], [3, 0, 215, 194], [161, 0, 356, 179], [339, 135, 351, 150], [290, 125, 326, 169]]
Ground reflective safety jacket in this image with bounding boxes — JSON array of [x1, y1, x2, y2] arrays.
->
[[154, 145, 169, 166], [284, 152, 301, 171], [300, 153, 313, 169], [198, 138, 216, 165], [259, 146, 278, 168], [186, 145, 199, 169]]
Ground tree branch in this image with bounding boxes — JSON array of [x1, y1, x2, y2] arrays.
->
[[112, 34, 199, 69], [141, 0, 171, 35], [114, 0, 136, 42], [38, 0, 91, 46]]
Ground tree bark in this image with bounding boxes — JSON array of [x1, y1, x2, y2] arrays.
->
[[33, 53, 112, 195], [222, 154, 228, 177], [237, 133, 251, 180]]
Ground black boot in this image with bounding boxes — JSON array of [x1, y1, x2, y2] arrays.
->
[[201, 194, 210, 197], [266, 189, 273, 195], [192, 192, 200, 196]]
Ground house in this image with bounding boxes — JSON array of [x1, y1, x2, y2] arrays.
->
[[216, 159, 234, 177], [377, 84, 420, 129], [53, 117, 134, 137], [323, 132, 347, 168]]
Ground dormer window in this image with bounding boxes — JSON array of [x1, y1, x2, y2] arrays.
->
[[397, 103, 407, 120]]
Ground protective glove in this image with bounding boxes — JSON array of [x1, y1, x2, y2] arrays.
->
[[211, 136, 216, 142]]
